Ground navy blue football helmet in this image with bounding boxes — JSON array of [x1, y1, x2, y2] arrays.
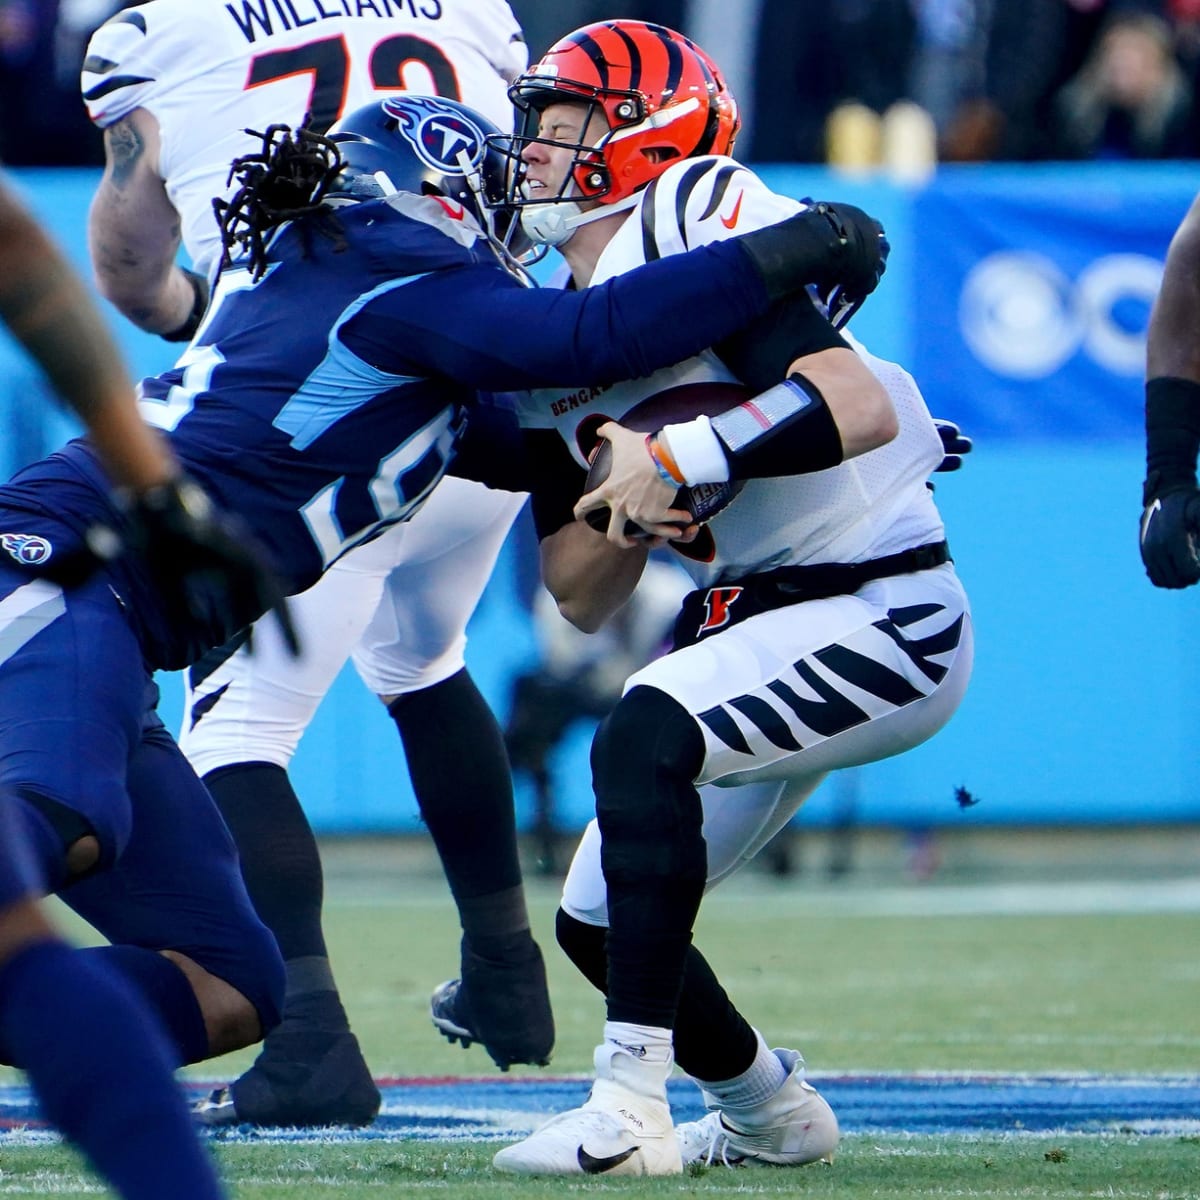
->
[[326, 95, 527, 256]]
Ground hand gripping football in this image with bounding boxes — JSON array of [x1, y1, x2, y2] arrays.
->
[[583, 381, 750, 537]]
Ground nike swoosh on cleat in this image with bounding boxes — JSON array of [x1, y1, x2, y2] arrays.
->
[[720, 190, 745, 229], [1140, 497, 1161, 545], [577, 1145, 639, 1174]]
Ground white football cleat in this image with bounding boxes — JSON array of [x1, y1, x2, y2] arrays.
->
[[493, 1039, 682, 1176], [676, 1048, 839, 1167]]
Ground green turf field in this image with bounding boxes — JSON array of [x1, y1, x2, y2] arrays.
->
[[6, 1134, 1200, 1198], [3, 835, 1199, 1198]]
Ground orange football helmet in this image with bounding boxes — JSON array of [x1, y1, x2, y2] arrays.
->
[[504, 20, 740, 210]]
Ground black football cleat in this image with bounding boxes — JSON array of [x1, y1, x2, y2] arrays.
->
[[430, 934, 555, 1071], [193, 1029, 380, 1127]]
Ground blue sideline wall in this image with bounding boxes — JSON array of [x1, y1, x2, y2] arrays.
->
[[3, 163, 1199, 833]]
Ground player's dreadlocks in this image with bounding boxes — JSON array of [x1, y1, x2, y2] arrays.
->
[[214, 121, 346, 280]]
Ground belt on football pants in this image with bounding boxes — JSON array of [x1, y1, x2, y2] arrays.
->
[[672, 540, 952, 649]]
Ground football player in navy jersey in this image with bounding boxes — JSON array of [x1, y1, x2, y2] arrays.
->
[[84, 0, 541, 1125], [0, 170, 280, 1200], [0, 90, 888, 1132]]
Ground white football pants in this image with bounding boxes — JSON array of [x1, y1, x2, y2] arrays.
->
[[178, 477, 526, 776], [561, 563, 973, 924]]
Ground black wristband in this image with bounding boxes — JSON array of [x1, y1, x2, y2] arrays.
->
[[1144, 376, 1200, 500], [161, 268, 210, 343], [711, 372, 844, 480]]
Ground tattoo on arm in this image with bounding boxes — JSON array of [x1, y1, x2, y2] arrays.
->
[[106, 118, 145, 189], [91, 111, 186, 328]]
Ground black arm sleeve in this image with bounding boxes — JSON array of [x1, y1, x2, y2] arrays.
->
[[713, 292, 848, 392], [525, 429, 589, 541], [447, 399, 536, 493], [710, 373, 844, 480]]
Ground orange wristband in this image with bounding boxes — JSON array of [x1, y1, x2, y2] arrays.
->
[[646, 434, 686, 485]]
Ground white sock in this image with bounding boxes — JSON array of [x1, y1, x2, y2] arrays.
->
[[698, 1030, 789, 1109], [603, 1020, 673, 1064]]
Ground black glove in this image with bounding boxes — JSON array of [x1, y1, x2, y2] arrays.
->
[[933, 418, 973, 472], [736, 201, 889, 304], [38, 476, 297, 653], [1142, 377, 1200, 587], [131, 477, 298, 652], [1140, 484, 1200, 588], [161, 268, 210, 343]]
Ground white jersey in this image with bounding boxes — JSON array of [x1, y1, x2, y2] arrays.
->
[[82, 0, 526, 277], [518, 156, 946, 588]]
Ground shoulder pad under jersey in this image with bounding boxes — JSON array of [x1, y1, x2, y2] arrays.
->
[[81, 2, 197, 128], [635, 156, 802, 261]]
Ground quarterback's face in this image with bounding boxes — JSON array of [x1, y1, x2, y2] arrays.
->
[[521, 101, 609, 203]]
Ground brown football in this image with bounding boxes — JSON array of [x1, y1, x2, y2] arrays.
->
[[582, 380, 750, 537]]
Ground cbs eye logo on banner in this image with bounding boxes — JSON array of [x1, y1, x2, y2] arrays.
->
[[959, 251, 1162, 380]]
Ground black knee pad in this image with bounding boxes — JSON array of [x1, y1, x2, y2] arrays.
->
[[590, 686, 707, 887], [555, 907, 608, 994]]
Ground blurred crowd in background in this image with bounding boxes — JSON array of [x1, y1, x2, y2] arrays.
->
[[5, 0, 1200, 168]]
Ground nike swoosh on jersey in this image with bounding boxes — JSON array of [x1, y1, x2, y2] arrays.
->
[[719, 190, 745, 229], [577, 1145, 639, 1174]]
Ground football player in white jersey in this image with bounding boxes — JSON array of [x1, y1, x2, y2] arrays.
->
[[491, 21, 974, 1176], [81, 0, 550, 1128]]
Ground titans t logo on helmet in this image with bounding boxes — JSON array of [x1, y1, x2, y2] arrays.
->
[[384, 95, 486, 178]]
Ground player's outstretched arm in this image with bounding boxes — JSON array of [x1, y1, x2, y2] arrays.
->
[[1141, 192, 1200, 588], [88, 109, 208, 341], [1148, 194, 1200, 383], [391, 202, 890, 394], [735, 201, 889, 304]]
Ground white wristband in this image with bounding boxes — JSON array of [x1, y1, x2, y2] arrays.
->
[[659, 416, 731, 486]]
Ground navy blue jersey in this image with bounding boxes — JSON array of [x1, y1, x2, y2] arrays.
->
[[0, 192, 773, 668], [143, 198, 485, 591]]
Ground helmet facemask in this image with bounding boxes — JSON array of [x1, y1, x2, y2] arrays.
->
[[489, 84, 639, 247]]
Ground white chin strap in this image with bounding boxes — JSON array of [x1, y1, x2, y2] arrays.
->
[[520, 193, 639, 247]]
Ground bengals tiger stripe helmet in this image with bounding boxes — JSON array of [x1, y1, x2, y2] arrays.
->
[[504, 20, 740, 210]]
